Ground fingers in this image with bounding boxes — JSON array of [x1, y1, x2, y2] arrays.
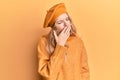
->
[[61, 27, 71, 41], [61, 26, 71, 34], [63, 26, 71, 37], [61, 26, 67, 34], [65, 26, 71, 35], [54, 27, 70, 46]]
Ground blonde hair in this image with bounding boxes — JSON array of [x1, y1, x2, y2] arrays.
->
[[46, 14, 77, 54]]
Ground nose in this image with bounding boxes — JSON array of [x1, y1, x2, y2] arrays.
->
[[64, 21, 68, 27]]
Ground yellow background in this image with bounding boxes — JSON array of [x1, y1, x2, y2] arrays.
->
[[0, 0, 120, 80]]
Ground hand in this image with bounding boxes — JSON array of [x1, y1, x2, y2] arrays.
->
[[53, 26, 71, 46]]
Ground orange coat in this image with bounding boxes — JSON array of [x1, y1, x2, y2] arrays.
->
[[37, 35, 90, 80]]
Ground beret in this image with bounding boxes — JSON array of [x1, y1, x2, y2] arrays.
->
[[43, 3, 67, 28]]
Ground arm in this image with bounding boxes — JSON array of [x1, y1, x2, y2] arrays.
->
[[81, 40, 90, 80], [37, 38, 67, 79]]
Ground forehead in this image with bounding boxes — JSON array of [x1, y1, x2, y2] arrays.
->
[[56, 13, 68, 21]]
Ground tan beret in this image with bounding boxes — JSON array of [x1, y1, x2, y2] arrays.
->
[[43, 3, 67, 28]]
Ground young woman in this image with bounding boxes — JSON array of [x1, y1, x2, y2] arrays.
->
[[37, 3, 90, 80]]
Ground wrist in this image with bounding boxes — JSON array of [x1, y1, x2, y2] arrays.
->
[[57, 42, 65, 46]]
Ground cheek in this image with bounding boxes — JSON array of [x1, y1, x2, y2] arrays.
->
[[56, 24, 64, 31], [67, 21, 71, 26]]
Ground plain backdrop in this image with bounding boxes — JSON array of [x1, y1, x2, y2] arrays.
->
[[0, 0, 120, 80]]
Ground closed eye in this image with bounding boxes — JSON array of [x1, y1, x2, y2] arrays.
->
[[56, 20, 63, 24]]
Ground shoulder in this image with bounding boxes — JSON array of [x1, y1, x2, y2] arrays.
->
[[69, 35, 85, 48], [37, 35, 48, 46], [69, 35, 84, 43]]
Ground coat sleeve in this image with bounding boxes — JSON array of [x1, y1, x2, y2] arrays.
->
[[81, 40, 90, 80], [37, 37, 67, 79]]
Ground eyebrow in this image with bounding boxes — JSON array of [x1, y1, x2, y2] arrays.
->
[[56, 17, 69, 22], [56, 20, 63, 23]]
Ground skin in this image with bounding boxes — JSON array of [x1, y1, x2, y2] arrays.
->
[[53, 13, 71, 46]]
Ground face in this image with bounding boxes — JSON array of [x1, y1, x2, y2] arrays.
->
[[54, 13, 71, 34]]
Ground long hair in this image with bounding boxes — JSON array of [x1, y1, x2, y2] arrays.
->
[[46, 14, 77, 54]]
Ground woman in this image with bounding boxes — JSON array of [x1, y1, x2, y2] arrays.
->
[[37, 3, 90, 80]]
